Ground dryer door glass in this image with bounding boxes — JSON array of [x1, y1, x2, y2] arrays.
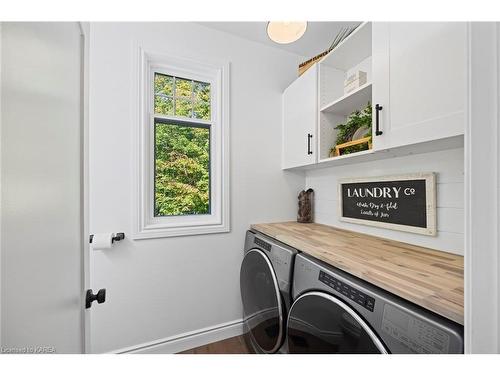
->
[[240, 249, 283, 353], [288, 292, 387, 354]]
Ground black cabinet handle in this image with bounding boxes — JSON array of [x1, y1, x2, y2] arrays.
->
[[307, 133, 313, 155], [375, 104, 383, 136]]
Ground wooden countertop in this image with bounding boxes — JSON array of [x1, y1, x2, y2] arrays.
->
[[251, 222, 464, 325]]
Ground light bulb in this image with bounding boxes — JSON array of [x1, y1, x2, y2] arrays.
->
[[267, 22, 307, 44]]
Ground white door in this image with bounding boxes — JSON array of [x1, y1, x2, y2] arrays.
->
[[372, 22, 467, 150], [282, 64, 318, 169], [1, 22, 84, 353]]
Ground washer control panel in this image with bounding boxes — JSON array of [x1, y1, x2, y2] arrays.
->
[[254, 237, 287, 267], [381, 304, 450, 353], [252, 234, 294, 288], [254, 237, 272, 251], [319, 270, 375, 312]]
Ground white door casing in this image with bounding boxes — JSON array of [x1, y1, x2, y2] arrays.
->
[[465, 22, 500, 354], [79, 21, 91, 354]]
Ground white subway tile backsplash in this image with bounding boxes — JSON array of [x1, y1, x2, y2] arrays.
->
[[314, 199, 463, 234], [306, 148, 464, 255], [436, 207, 464, 234], [436, 183, 464, 208]]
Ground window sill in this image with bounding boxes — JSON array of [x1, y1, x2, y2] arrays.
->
[[132, 222, 230, 240]]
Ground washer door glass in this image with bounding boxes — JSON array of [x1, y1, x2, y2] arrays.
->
[[240, 249, 283, 353], [287, 292, 387, 354]]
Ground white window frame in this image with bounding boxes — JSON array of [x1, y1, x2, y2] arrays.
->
[[133, 48, 230, 239]]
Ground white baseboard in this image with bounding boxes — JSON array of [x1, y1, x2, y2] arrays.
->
[[112, 319, 244, 354]]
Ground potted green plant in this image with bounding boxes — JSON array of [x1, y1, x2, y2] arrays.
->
[[330, 102, 372, 157]]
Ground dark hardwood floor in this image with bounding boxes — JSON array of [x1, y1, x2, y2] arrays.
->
[[178, 335, 252, 354]]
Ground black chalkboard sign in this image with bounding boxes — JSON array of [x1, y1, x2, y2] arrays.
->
[[339, 173, 436, 236]]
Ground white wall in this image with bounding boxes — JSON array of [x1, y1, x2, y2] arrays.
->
[[88, 22, 304, 353], [1, 22, 83, 353], [306, 147, 464, 255]]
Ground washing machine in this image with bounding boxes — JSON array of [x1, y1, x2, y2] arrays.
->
[[287, 253, 464, 354], [240, 230, 297, 353]]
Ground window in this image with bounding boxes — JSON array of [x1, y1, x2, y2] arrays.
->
[[153, 74, 211, 217], [134, 50, 229, 239], [154, 74, 211, 120]]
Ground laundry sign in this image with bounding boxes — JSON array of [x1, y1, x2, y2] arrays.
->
[[339, 173, 436, 236]]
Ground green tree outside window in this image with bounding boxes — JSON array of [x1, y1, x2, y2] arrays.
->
[[153, 73, 212, 217]]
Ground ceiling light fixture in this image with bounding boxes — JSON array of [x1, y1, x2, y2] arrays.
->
[[267, 22, 307, 44]]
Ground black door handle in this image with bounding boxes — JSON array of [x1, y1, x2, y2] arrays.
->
[[375, 104, 383, 136], [307, 133, 313, 155], [86, 288, 106, 309]]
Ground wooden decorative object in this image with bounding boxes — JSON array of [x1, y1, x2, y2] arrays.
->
[[297, 189, 314, 223], [331, 136, 372, 157]]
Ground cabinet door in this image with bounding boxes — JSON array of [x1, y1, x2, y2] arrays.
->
[[372, 22, 467, 150], [282, 65, 317, 169]]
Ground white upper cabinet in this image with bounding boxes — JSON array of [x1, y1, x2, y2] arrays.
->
[[281, 22, 467, 170], [282, 64, 318, 169], [372, 22, 467, 150]]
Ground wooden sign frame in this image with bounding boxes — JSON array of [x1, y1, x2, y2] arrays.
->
[[338, 173, 437, 236]]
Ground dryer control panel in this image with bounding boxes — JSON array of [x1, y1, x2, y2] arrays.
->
[[319, 271, 375, 312]]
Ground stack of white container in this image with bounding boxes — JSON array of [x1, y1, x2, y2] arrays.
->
[[344, 71, 367, 94]]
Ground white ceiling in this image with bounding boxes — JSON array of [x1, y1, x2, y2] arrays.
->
[[199, 21, 361, 58]]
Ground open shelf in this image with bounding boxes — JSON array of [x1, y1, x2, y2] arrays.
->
[[318, 22, 373, 162], [284, 135, 464, 171], [320, 82, 372, 115], [319, 148, 374, 164], [320, 22, 372, 71]]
